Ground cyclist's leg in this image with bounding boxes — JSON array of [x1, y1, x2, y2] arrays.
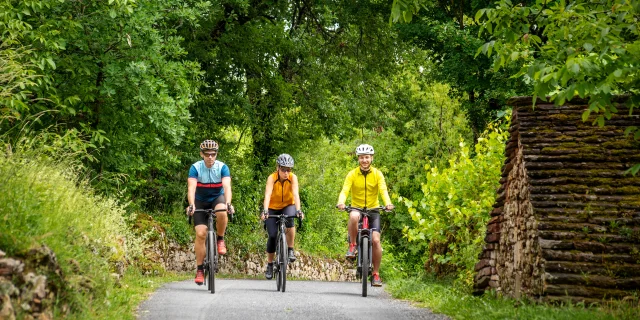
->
[[193, 199, 212, 266], [348, 210, 359, 244], [372, 231, 382, 273], [212, 195, 227, 239], [265, 209, 279, 263], [264, 210, 279, 279], [370, 213, 383, 283], [346, 210, 359, 257], [283, 205, 296, 248]]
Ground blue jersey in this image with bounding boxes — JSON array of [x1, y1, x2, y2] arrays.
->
[[188, 160, 231, 202]]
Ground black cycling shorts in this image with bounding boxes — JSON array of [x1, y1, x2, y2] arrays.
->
[[351, 210, 381, 232], [265, 205, 296, 253], [193, 195, 225, 226]]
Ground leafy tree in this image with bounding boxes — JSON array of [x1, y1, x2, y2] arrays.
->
[[391, 0, 529, 137], [1, 0, 204, 206], [475, 0, 640, 174]]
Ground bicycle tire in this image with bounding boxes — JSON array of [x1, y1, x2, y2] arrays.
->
[[280, 231, 288, 293], [208, 231, 217, 294], [275, 230, 282, 291], [360, 237, 369, 297], [204, 236, 209, 290]]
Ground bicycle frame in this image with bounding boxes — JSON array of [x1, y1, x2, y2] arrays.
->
[[265, 213, 301, 292], [344, 206, 384, 297], [193, 208, 227, 294]]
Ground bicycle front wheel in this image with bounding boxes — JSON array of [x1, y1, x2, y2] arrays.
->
[[279, 232, 288, 293], [360, 237, 369, 297], [207, 231, 217, 294]]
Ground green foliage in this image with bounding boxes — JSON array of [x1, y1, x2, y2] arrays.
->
[[392, 0, 528, 135], [0, 139, 143, 317], [293, 138, 355, 255], [387, 274, 640, 320], [0, 0, 204, 209], [476, 0, 640, 128], [400, 120, 509, 285]]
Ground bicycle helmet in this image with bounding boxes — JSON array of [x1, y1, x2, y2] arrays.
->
[[276, 154, 294, 168], [200, 139, 218, 151], [355, 144, 374, 155]]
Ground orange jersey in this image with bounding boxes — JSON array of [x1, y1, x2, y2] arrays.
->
[[268, 172, 296, 210]]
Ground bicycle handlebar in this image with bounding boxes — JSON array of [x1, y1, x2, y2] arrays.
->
[[188, 208, 233, 225], [264, 213, 304, 230], [193, 208, 229, 213], [337, 205, 391, 214]]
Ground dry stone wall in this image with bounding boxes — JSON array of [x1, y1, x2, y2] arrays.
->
[[475, 97, 640, 303], [0, 247, 64, 320], [147, 240, 357, 282]]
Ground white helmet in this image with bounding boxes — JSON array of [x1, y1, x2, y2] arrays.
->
[[355, 144, 374, 155], [276, 154, 294, 168]]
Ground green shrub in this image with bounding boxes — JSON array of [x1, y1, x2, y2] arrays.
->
[[400, 120, 508, 286], [0, 140, 143, 317]]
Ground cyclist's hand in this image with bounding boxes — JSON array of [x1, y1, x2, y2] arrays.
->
[[296, 210, 305, 220], [227, 203, 235, 215], [385, 204, 395, 211], [186, 204, 195, 216], [260, 209, 267, 221], [337, 203, 345, 211]]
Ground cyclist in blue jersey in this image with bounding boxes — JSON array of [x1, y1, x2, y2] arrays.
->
[[186, 139, 235, 285]]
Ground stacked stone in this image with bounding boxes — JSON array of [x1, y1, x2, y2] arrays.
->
[[0, 248, 57, 320], [146, 240, 357, 282], [475, 96, 640, 303]]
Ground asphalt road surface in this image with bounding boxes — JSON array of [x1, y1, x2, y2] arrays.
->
[[138, 279, 448, 320]]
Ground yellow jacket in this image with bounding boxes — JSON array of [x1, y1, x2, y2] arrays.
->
[[338, 167, 391, 209]]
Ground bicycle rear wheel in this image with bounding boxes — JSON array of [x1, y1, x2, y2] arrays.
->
[[207, 231, 217, 294], [279, 232, 288, 293], [360, 237, 369, 297]]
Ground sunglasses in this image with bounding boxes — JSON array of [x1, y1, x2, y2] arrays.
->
[[203, 152, 217, 158], [279, 167, 292, 172]]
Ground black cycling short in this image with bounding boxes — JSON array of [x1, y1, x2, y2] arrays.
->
[[265, 205, 296, 253], [351, 209, 381, 232], [193, 195, 225, 226]]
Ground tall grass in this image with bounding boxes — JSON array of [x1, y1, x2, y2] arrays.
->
[[0, 137, 144, 318], [387, 275, 640, 320]]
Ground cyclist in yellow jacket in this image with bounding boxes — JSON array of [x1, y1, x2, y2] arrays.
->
[[261, 154, 304, 280], [337, 144, 394, 287]]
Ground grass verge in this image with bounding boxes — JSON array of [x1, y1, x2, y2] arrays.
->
[[89, 270, 189, 320], [386, 275, 640, 320]]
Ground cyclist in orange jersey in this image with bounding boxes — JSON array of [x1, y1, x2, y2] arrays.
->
[[260, 154, 304, 280]]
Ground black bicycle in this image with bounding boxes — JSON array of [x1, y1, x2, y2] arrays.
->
[[264, 213, 302, 292], [343, 206, 386, 297], [193, 208, 228, 294]]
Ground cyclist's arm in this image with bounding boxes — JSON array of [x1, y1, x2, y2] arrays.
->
[[337, 170, 354, 206], [220, 164, 232, 207], [187, 165, 198, 208], [291, 174, 301, 212], [377, 170, 392, 206], [263, 174, 275, 212], [222, 176, 232, 206]]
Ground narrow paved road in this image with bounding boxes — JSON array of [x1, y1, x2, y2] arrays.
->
[[137, 279, 448, 320]]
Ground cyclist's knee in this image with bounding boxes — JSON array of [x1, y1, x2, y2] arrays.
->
[[349, 212, 359, 221], [195, 229, 207, 240], [372, 233, 381, 245]]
